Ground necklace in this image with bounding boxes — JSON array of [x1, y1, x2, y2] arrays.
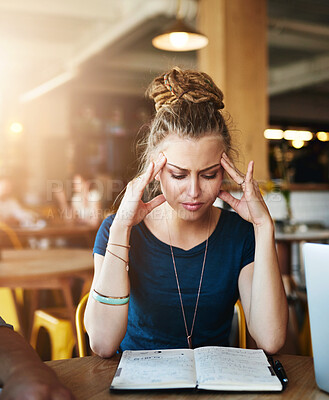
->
[[166, 213, 210, 349]]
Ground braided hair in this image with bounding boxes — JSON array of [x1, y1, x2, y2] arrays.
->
[[147, 67, 224, 112]]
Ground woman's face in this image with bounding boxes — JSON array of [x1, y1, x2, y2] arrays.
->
[[158, 134, 224, 221]]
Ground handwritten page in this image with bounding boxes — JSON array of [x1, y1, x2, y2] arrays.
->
[[194, 346, 282, 391], [111, 349, 196, 389]]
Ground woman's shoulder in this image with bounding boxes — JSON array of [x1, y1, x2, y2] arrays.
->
[[100, 213, 116, 229], [93, 213, 116, 256]]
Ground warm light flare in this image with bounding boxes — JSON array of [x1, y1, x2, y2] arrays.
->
[[284, 130, 313, 141], [10, 122, 23, 134], [264, 129, 284, 140], [292, 139, 305, 149], [317, 131, 329, 142]]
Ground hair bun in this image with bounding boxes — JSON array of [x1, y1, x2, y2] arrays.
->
[[147, 67, 224, 112]]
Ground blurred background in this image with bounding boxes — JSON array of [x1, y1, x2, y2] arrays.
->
[[0, 0, 328, 222], [0, 0, 328, 359]]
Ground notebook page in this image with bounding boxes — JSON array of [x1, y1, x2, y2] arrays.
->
[[194, 346, 281, 390], [111, 349, 197, 389]]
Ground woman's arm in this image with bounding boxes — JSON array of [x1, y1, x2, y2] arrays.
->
[[84, 221, 131, 358], [238, 222, 288, 354], [84, 155, 167, 358], [219, 154, 288, 354]]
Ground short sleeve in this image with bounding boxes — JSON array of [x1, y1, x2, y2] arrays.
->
[[0, 316, 13, 330], [93, 214, 116, 256], [242, 222, 255, 268]]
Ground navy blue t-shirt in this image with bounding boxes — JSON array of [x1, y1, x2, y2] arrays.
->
[[93, 208, 255, 350]]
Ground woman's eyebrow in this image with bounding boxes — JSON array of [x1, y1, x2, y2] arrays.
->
[[167, 162, 220, 173]]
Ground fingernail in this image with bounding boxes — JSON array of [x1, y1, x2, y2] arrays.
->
[[157, 152, 165, 161]]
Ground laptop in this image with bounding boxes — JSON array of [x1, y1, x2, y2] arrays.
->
[[303, 242, 329, 394]]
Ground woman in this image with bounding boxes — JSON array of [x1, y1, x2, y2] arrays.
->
[[85, 67, 288, 357]]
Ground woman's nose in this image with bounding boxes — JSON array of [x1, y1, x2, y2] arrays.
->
[[187, 177, 201, 198]]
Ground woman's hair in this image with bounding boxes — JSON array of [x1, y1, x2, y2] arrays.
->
[[135, 66, 236, 200]]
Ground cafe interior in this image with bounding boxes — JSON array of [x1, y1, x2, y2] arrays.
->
[[0, 0, 329, 394]]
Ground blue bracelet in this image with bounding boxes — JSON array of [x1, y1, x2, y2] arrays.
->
[[92, 290, 130, 305]]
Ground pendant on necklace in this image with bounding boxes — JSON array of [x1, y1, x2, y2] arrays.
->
[[187, 335, 193, 349]]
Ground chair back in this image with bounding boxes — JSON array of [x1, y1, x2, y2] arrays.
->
[[75, 294, 247, 356], [75, 292, 89, 357], [235, 299, 246, 349], [0, 221, 23, 249]]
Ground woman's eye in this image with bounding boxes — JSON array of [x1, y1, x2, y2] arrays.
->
[[203, 173, 218, 180], [171, 174, 186, 180]]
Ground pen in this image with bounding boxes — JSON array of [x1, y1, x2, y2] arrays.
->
[[274, 360, 288, 387], [267, 355, 274, 368]]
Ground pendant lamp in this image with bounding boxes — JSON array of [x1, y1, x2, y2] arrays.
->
[[152, 0, 208, 52]]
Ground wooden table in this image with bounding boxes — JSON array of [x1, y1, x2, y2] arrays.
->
[[0, 222, 98, 249], [47, 354, 329, 400], [0, 248, 93, 339]]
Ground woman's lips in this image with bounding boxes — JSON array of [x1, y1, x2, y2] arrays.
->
[[182, 202, 203, 211]]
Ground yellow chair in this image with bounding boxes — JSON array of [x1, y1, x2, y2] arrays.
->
[[235, 299, 246, 349], [0, 288, 22, 332], [0, 221, 24, 249], [75, 294, 246, 357], [76, 292, 90, 357], [30, 308, 76, 360], [0, 221, 24, 333], [30, 276, 92, 360]]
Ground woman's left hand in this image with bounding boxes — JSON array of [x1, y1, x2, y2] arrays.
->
[[218, 152, 272, 228]]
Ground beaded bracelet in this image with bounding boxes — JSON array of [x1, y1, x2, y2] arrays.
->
[[92, 289, 130, 306]]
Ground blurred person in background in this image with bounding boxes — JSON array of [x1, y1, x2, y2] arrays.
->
[[54, 172, 102, 227], [0, 316, 75, 399], [0, 175, 39, 227]]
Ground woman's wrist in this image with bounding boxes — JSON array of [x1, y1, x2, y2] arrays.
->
[[110, 219, 132, 241], [111, 217, 132, 235], [253, 217, 274, 236]]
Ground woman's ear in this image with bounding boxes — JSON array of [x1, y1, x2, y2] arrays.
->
[[154, 173, 160, 181]]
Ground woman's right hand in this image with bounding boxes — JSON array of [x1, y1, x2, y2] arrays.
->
[[115, 153, 167, 229]]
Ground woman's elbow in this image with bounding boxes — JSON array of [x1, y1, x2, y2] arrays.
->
[[257, 329, 287, 355], [85, 321, 124, 358], [89, 337, 118, 358]]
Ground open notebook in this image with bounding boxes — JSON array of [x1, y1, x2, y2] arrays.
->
[[110, 346, 282, 391]]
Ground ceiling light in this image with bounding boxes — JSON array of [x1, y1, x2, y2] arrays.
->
[[284, 130, 313, 141], [317, 131, 329, 142], [264, 129, 284, 140], [152, 0, 208, 52]]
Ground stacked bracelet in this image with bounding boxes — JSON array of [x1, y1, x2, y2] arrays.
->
[[92, 289, 130, 306], [107, 242, 130, 249]]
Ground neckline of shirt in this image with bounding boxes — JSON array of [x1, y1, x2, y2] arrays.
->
[[138, 208, 227, 256]]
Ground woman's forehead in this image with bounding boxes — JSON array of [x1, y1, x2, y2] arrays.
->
[[162, 135, 222, 155]]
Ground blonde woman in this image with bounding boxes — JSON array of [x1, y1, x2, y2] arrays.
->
[[85, 67, 288, 358]]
